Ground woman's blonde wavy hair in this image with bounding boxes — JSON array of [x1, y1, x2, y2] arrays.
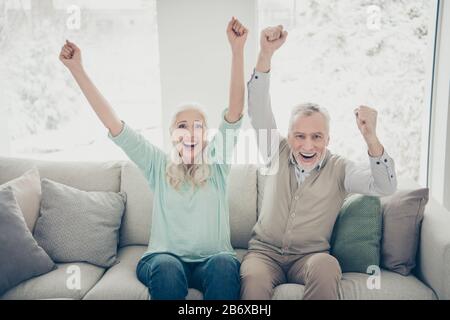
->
[[166, 103, 211, 190]]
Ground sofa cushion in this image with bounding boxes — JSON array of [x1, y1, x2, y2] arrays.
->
[[381, 189, 429, 276], [83, 246, 149, 300], [415, 195, 450, 300], [272, 270, 437, 300], [119, 162, 257, 249], [0, 187, 56, 296], [0, 167, 41, 232], [331, 195, 382, 273], [83, 246, 203, 300], [33, 179, 126, 268], [118, 163, 153, 248], [272, 284, 305, 300], [84, 246, 248, 300], [339, 271, 437, 300], [1, 262, 105, 300], [0, 157, 122, 193], [228, 165, 258, 249]]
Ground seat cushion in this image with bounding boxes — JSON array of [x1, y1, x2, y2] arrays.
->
[[83, 246, 149, 300], [84, 246, 248, 300], [272, 270, 437, 300], [339, 271, 437, 300], [272, 284, 306, 300], [1, 262, 105, 300]]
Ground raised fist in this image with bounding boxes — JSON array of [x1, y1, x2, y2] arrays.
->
[[227, 17, 249, 53], [59, 40, 82, 70], [260, 25, 288, 55]]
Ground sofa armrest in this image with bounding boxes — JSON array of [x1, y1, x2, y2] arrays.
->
[[417, 196, 450, 300]]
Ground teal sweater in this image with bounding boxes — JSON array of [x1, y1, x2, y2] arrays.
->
[[108, 109, 242, 262]]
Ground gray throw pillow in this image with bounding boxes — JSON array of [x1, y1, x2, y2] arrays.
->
[[381, 189, 429, 276], [33, 179, 126, 268], [0, 187, 55, 296]]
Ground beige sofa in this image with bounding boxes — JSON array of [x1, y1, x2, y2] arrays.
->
[[1, 156, 449, 300]]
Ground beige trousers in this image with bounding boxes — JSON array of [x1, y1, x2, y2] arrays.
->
[[240, 250, 342, 300]]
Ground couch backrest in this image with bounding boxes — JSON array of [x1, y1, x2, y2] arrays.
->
[[0, 157, 122, 192], [0, 157, 258, 250], [0, 156, 122, 234], [0, 157, 122, 193], [118, 162, 258, 249], [2, 156, 430, 254]]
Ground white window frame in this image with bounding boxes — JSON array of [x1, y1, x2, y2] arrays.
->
[[428, 0, 450, 210]]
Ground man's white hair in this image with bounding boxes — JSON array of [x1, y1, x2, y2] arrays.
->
[[289, 103, 331, 134]]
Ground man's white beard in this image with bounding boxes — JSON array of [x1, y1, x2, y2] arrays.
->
[[298, 160, 319, 173], [294, 150, 326, 173]]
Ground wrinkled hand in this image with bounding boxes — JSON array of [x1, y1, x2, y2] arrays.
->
[[260, 25, 288, 56], [59, 40, 82, 70], [227, 17, 248, 53]]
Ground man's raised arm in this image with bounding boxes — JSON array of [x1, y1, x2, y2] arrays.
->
[[344, 106, 398, 196], [248, 26, 288, 163]]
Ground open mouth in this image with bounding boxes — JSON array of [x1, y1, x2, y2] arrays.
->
[[183, 142, 198, 150], [299, 152, 318, 162]]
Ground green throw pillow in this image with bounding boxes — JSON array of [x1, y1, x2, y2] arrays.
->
[[331, 194, 382, 273]]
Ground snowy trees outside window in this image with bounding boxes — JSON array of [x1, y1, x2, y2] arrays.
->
[[0, 0, 161, 161], [0, 0, 438, 183], [258, 0, 438, 182]]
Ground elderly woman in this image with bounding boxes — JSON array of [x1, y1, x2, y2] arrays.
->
[[59, 17, 248, 300]]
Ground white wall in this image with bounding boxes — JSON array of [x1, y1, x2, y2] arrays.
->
[[156, 0, 257, 149], [429, 0, 450, 210]]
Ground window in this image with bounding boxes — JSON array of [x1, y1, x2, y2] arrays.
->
[[258, 0, 439, 183], [0, 0, 161, 161]]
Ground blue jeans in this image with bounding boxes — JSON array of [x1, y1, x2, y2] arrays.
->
[[136, 252, 241, 300]]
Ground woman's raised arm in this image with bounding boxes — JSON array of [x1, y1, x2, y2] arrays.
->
[[59, 40, 123, 136], [225, 17, 248, 123]]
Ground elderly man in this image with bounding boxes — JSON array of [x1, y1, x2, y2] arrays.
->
[[240, 25, 398, 300]]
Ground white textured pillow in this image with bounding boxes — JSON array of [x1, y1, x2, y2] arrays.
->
[[33, 179, 126, 268], [0, 167, 41, 232]]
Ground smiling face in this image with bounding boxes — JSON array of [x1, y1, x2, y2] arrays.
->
[[287, 112, 330, 171], [171, 108, 207, 165]]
